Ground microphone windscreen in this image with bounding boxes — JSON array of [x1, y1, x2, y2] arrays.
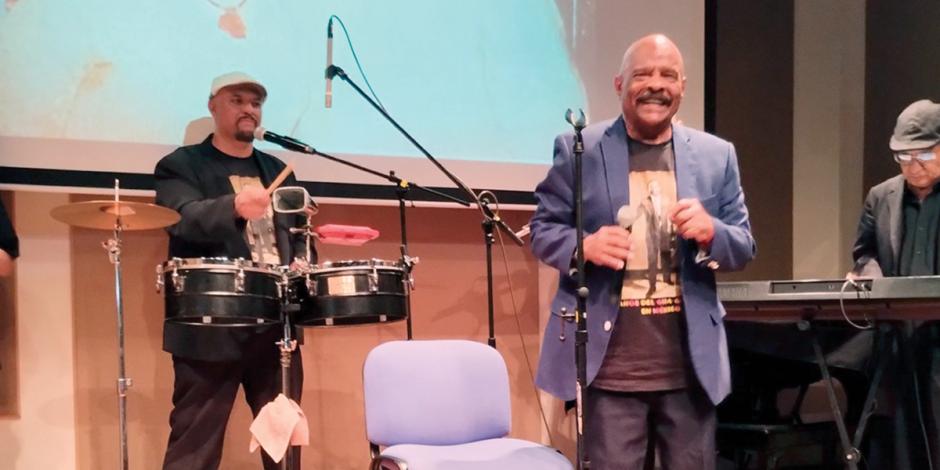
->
[[617, 204, 637, 230], [253, 126, 267, 141]]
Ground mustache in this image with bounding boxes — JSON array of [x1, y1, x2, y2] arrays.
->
[[637, 91, 671, 105], [237, 115, 258, 125]]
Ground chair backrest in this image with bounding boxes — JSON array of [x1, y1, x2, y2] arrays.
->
[[363, 339, 512, 446]]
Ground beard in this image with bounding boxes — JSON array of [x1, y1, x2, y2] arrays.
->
[[234, 129, 255, 143]]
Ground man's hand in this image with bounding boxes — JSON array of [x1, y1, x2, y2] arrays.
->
[[234, 185, 271, 221], [669, 198, 715, 246], [583, 225, 632, 270], [0, 248, 13, 277], [290, 256, 311, 272]]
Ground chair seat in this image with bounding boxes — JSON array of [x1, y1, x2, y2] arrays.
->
[[378, 437, 572, 470]]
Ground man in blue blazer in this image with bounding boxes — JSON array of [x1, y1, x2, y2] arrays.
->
[[531, 34, 755, 469]]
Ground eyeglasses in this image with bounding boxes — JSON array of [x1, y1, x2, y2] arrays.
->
[[894, 149, 937, 164]]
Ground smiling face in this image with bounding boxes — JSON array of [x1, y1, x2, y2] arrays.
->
[[615, 35, 686, 144], [208, 85, 264, 144]]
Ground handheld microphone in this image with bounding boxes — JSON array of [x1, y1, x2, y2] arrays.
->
[[611, 204, 637, 302], [325, 17, 334, 108], [617, 204, 637, 233], [253, 127, 317, 154]]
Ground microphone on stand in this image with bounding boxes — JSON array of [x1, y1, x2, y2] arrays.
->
[[612, 204, 637, 301], [565, 108, 587, 131], [325, 17, 334, 108], [254, 127, 317, 154]]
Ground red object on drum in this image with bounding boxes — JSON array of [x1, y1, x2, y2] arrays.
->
[[313, 224, 380, 246]]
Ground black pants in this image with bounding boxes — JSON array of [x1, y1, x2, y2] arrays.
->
[[887, 321, 940, 470], [162, 348, 303, 470], [585, 386, 716, 470], [920, 323, 940, 469]]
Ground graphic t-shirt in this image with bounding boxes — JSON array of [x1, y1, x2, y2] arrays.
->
[[212, 150, 280, 266], [592, 139, 691, 392]]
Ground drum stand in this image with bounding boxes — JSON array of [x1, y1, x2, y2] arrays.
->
[[278, 217, 317, 470], [277, 280, 298, 470]]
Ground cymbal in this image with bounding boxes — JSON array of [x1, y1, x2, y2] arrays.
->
[[50, 200, 181, 231]]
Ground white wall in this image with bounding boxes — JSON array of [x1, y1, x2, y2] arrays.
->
[[0, 191, 76, 469], [792, 0, 866, 278]]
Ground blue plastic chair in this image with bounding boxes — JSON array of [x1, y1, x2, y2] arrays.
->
[[362, 340, 573, 470]]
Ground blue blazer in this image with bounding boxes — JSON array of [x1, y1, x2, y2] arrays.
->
[[530, 117, 756, 405]]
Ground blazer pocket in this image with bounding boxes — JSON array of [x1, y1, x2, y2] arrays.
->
[[711, 302, 727, 325]]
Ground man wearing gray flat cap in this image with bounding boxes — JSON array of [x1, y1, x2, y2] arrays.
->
[[853, 99, 940, 278], [851, 99, 940, 469]]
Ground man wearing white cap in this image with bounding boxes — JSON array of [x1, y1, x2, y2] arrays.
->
[[852, 99, 940, 469], [154, 72, 311, 470]]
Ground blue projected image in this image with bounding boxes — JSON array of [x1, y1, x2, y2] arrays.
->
[[0, 0, 586, 165]]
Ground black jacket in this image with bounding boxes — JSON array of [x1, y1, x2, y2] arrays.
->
[[154, 135, 314, 361]]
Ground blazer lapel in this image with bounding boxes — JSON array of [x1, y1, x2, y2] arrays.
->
[[887, 176, 904, 264], [671, 126, 700, 262], [601, 116, 630, 223], [672, 125, 699, 201]]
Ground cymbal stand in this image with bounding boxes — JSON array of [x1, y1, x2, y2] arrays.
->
[[102, 179, 131, 470]]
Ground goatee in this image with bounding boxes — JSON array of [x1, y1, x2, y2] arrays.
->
[[235, 130, 254, 143]]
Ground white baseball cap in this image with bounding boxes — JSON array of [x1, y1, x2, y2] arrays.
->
[[209, 71, 267, 100]]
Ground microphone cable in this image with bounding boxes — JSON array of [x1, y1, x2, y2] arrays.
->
[[329, 15, 386, 112], [289, 15, 387, 136], [839, 278, 873, 330], [488, 192, 556, 447]]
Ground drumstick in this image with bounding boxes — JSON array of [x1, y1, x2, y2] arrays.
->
[[266, 160, 295, 195]]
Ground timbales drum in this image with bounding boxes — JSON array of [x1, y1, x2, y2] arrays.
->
[[289, 259, 408, 327], [157, 257, 284, 326]]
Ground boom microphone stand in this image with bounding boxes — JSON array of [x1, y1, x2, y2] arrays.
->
[[327, 65, 524, 348], [258, 133, 466, 340]]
